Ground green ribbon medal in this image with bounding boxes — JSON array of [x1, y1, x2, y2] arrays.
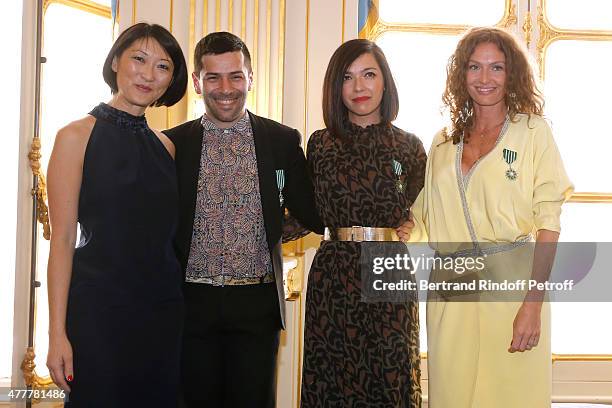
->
[[502, 148, 518, 180], [392, 159, 404, 193], [276, 169, 285, 206]]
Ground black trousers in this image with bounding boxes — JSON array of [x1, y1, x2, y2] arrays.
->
[[181, 282, 281, 408]]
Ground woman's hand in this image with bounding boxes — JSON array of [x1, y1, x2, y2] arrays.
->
[[509, 302, 542, 353], [47, 332, 73, 392], [396, 211, 415, 242]]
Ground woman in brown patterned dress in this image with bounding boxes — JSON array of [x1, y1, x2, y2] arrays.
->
[[301, 39, 426, 407]]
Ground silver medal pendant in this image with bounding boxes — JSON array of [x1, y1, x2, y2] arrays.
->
[[392, 159, 404, 193], [502, 148, 518, 181], [396, 179, 405, 193], [505, 168, 518, 181]]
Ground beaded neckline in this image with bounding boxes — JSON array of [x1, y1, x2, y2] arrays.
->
[[90, 103, 149, 130]]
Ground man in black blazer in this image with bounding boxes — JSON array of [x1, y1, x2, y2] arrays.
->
[[164, 32, 322, 408]]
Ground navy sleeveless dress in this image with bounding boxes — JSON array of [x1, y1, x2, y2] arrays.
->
[[65, 103, 183, 407]]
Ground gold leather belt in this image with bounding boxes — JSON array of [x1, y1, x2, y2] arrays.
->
[[323, 227, 399, 242]]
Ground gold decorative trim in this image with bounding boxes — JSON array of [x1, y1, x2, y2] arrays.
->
[[188, 0, 196, 119], [132, 0, 136, 24], [166, 0, 174, 129], [303, 0, 309, 144], [341, 0, 346, 43], [169, 0, 174, 32], [251, 0, 259, 111], [368, 21, 469, 40], [43, 0, 111, 18], [537, 0, 612, 80], [296, 288, 304, 404], [21, 347, 54, 403], [284, 255, 303, 301], [420, 352, 612, 361], [568, 193, 612, 203], [264, 0, 271, 117], [277, 0, 285, 121], [229, 0, 233, 32], [496, 2, 517, 29], [241, 0, 247, 40], [215, 0, 221, 31], [553, 354, 612, 362], [28, 138, 50, 240], [522, 10, 532, 49], [203, 0, 208, 35], [364, 0, 514, 41]]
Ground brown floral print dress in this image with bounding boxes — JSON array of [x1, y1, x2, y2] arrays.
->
[[300, 122, 427, 408]]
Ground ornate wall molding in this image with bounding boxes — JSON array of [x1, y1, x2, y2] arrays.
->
[[27, 138, 50, 240], [43, 0, 111, 18], [522, 9, 532, 49], [364, 0, 515, 41], [536, 0, 612, 81], [188, 0, 286, 121]]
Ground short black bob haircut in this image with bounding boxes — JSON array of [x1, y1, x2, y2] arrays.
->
[[102, 23, 188, 107], [193, 31, 252, 74], [322, 39, 399, 140]]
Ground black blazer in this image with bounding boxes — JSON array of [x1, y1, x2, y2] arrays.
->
[[164, 111, 323, 328]]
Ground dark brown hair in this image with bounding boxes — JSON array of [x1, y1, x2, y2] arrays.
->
[[443, 26, 544, 143], [102, 23, 188, 107], [322, 39, 399, 139], [193, 31, 252, 74]]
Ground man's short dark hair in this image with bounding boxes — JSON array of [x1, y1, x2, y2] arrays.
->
[[193, 31, 252, 74], [102, 23, 188, 107]]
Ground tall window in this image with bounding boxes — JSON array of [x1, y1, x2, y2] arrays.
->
[[0, 0, 24, 383], [34, 0, 113, 377], [536, 0, 612, 355], [370, 0, 612, 355]]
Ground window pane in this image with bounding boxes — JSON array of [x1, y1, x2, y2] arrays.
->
[[36, 3, 112, 377], [560, 202, 612, 242], [553, 203, 611, 354], [378, 31, 460, 151], [544, 40, 612, 193], [546, 0, 612, 31], [0, 0, 23, 382], [380, 0, 504, 26], [552, 303, 612, 354]]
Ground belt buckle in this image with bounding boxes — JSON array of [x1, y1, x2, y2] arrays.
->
[[351, 226, 364, 242]]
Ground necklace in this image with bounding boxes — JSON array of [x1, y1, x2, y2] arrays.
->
[[473, 118, 506, 139]]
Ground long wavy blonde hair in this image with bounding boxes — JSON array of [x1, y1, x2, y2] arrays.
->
[[442, 27, 544, 144]]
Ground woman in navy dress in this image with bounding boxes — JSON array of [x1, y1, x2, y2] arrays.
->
[[45, 23, 187, 407]]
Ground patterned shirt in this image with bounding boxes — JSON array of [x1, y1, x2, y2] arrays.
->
[[185, 114, 274, 285]]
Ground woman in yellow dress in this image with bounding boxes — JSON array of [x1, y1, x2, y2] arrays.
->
[[406, 27, 573, 407]]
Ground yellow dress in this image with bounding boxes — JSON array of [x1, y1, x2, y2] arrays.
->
[[410, 114, 573, 408]]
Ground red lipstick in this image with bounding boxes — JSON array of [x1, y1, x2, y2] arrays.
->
[[352, 96, 370, 103]]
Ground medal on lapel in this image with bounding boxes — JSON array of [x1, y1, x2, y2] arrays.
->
[[276, 169, 285, 206], [502, 148, 518, 180], [392, 159, 404, 193]]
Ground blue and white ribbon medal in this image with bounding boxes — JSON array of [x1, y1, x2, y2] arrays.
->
[[276, 169, 285, 206]]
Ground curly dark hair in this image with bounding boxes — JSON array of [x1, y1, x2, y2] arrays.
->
[[442, 27, 544, 144]]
